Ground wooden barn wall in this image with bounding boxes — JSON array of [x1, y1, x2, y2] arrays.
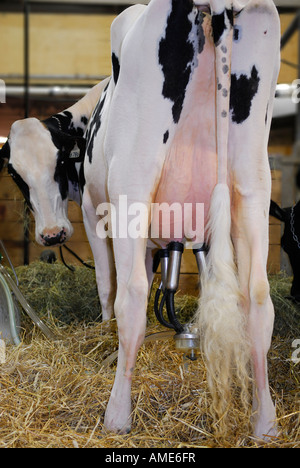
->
[[0, 11, 298, 290]]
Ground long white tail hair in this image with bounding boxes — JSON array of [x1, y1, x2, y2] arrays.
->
[[195, 1, 251, 432], [196, 184, 251, 430]]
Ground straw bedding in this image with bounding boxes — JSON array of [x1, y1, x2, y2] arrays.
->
[[0, 262, 298, 448]]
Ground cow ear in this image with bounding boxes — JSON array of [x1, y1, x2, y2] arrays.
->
[[270, 200, 287, 223], [50, 130, 86, 162], [0, 140, 11, 172]]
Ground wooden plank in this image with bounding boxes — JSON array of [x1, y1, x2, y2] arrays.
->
[[269, 224, 281, 245], [0, 200, 24, 222], [278, 13, 299, 84], [0, 174, 23, 201], [0, 220, 27, 242], [0, 220, 90, 243], [0, 240, 25, 267], [68, 202, 83, 223], [181, 249, 198, 274], [0, 12, 296, 85], [29, 241, 93, 265], [267, 244, 281, 274], [0, 239, 93, 268], [0, 13, 116, 81]]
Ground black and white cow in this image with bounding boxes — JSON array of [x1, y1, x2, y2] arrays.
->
[[0, 0, 282, 441], [80, 0, 281, 440], [0, 78, 110, 246], [270, 199, 300, 302]]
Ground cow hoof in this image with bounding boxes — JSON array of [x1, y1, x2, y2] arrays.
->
[[104, 404, 132, 435], [253, 423, 278, 444], [104, 418, 131, 435]]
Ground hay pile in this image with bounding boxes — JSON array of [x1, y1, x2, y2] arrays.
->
[[0, 262, 298, 448]]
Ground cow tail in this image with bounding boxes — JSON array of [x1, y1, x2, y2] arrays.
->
[[196, 183, 251, 431], [195, 3, 251, 432]]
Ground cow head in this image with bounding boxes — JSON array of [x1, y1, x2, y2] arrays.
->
[[0, 118, 85, 247]]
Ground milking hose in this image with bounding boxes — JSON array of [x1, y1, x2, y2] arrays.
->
[[166, 290, 184, 334], [0, 271, 21, 346], [0, 264, 58, 341], [154, 287, 184, 334]]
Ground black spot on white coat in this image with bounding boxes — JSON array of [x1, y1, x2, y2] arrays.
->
[[159, 0, 206, 124], [230, 66, 260, 124], [86, 85, 109, 163], [112, 53, 120, 84], [212, 9, 233, 46]]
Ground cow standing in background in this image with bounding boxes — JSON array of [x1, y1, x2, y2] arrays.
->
[[0, 78, 110, 244], [0, 78, 110, 312], [82, 0, 281, 440], [270, 199, 300, 302]]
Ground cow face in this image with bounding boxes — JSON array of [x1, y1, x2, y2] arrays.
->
[[0, 118, 85, 247]]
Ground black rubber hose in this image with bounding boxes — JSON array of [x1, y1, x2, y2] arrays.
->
[[166, 290, 184, 334], [154, 288, 174, 329]]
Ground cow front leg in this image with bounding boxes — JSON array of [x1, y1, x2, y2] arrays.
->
[[104, 230, 148, 433], [232, 189, 277, 440], [82, 189, 116, 321]]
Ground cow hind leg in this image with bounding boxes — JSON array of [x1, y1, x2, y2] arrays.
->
[[232, 191, 277, 440]]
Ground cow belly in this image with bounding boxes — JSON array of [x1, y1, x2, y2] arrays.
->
[[152, 45, 217, 245]]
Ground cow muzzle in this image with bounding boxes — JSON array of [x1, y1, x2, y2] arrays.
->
[[40, 227, 68, 247]]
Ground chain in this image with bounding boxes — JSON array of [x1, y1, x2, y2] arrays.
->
[[52, 115, 63, 132], [290, 205, 300, 250]]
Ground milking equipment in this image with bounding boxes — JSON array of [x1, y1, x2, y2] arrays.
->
[[0, 250, 21, 347], [154, 241, 208, 361], [0, 240, 57, 352]]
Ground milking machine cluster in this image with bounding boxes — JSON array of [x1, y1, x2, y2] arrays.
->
[[153, 241, 208, 361]]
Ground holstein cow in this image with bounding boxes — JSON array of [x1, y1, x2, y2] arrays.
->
[[0, 78, 112, 316], [270, 199, 300, 302], [82, 0, 281, 439], [0, 78, 109, 246]]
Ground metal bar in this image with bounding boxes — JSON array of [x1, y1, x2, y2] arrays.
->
[[5, 85, 93, 98], [281, 10, 300, 49], [296, 10, 300, 143], [0, 1, 298, 14], [23, 0, 30, 266], [26, 0, 148, 4], [1, 74, 106, 82]]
